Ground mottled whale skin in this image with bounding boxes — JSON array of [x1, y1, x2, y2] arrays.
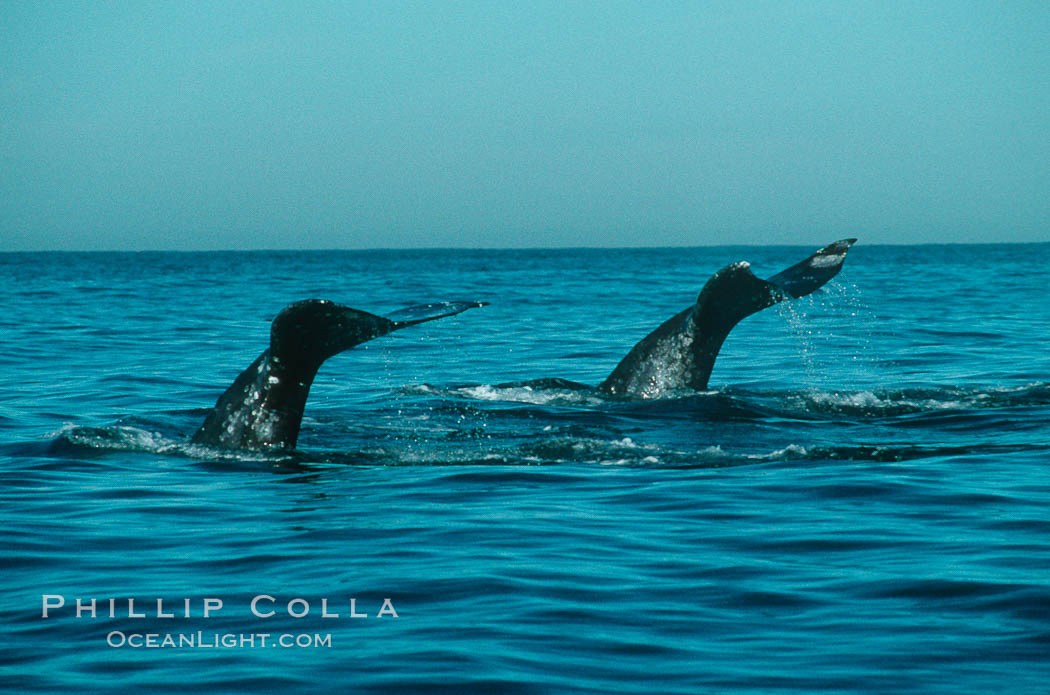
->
[[597, 238, 857, 398], [193, 240, 853, 451], [192, 300, 486, 451], [501, 239, 857, 399]]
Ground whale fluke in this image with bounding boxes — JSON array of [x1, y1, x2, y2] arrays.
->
[[192, 299, 486, 451], [597, 239, 856, 398], [766, 238, 857, 298]]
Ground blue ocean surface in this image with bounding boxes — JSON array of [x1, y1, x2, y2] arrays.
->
[[2, 244, 1049, 693]]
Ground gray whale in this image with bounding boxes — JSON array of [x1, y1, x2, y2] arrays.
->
[[500, 239, 857, 399], [192, 300, 486, 451], [193, 239, 854, 451], [598, 238, 857, 398]]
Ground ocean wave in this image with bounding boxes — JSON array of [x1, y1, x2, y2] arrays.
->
[[48, 423, 295, 466], [44, 422, 1048, 470], [769, 382, 1050, 421], [403, 382, 608, 408], [408, 380, 1050, 425], [37, 380, 1050, 470]]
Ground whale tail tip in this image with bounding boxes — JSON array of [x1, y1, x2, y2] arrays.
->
[[766, 238, 857, 299]]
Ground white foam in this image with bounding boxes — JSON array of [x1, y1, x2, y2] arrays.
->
[[455, 384, 605, 407]]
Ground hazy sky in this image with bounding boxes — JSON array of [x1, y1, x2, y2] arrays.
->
[[3, 1, 1048, 251]]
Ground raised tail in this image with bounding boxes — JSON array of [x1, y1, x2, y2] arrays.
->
[[192, 298, 487, 451], [384, 300, 490, 328], [598, 239, 856, 398], [766, 238, 856, 298]]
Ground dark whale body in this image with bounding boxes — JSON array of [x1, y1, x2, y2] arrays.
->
[[192, 300, 486, 451], [193, 239, 854, 452], [597, 238, 856, 398], [501, 239, 857, 398]]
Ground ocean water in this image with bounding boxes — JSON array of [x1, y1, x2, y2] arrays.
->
[[2, 244, 1049, 693]]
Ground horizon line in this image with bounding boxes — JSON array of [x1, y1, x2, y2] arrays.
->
[[3, 239, 1049, 254]]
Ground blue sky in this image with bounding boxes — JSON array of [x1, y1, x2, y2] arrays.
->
[[3, 1, 1048, 250]]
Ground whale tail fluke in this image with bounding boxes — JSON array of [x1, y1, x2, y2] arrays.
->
[[598, 239, 857, 398], [766, 238, 857, 299], [192, 299, 487, 451], [385, 301, 490, 328], [693, 237, 858, 328]]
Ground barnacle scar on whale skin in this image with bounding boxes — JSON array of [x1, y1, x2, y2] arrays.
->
[[502, 239, 858, 400], [191, 300, 488, 451]]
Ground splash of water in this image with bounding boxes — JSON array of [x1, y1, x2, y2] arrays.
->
[[773, 281, 879, 391]]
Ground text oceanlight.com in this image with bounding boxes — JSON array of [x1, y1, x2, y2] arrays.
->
[[106, 631, 332, 649]]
